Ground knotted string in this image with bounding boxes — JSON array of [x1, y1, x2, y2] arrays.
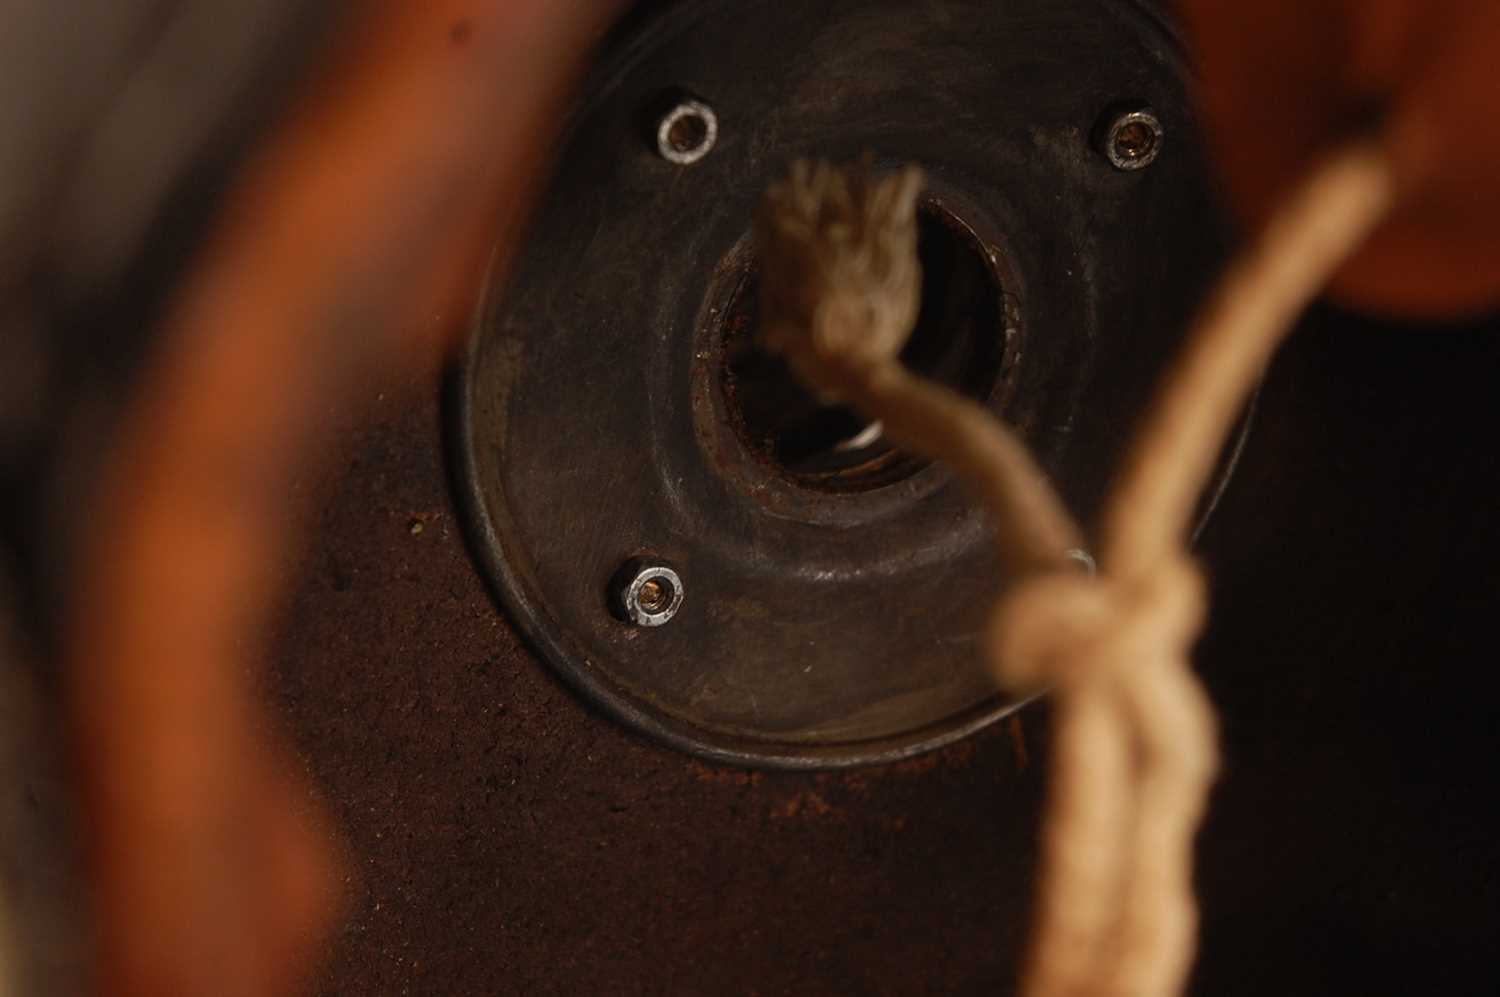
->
[[756, 145, 1395, 997]]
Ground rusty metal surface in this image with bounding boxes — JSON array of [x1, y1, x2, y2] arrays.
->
[[272, 360, 1046, 995], [269, 305, 1500, 996], [271, 304, 1500, 997], [4, 1, 1495, 992], [454, 0, 1237, 766]]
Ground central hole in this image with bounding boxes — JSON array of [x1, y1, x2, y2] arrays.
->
[[637, 577, 672, 613], [720, 204, 1008, 491], [1115, 121, 1157, 161], [668, 112, 709, 154]]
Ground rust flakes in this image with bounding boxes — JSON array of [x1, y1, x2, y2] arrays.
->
[[770, 791, 839, 820], [686, 761, 763, 787]]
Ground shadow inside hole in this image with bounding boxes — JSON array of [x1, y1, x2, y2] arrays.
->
[[721, 204, 1007, 491], [668, 113, 708, 154]]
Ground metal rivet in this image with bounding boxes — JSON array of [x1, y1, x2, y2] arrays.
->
[[655, 97, 718, 165], [1099, 106, 1164, 171], [613, 558, 684, 627]]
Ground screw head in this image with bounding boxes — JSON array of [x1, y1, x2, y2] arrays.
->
[[655, 98, 718, 165], [1100, 107, 1164, 171], [613, 559, 684, 627]]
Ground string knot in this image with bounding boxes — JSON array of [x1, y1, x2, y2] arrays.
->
[[989, 556, 1207, 693], [755, 160, 924, 400]]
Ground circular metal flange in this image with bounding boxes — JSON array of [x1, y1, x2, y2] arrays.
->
[[455, 0, 1246, 768]]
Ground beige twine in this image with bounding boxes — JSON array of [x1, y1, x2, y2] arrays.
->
[[756, 146, 1395, 997]]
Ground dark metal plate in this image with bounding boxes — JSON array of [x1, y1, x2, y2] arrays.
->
[[455, 0, 1238, 767]]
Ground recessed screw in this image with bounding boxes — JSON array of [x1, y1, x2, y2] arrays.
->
[[655, 96, 718, 165], [612, 558, 684, 627], [1099, 106, 1164, 171]]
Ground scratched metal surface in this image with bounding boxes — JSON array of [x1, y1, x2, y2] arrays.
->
[[454, 0, 1233, 766]]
